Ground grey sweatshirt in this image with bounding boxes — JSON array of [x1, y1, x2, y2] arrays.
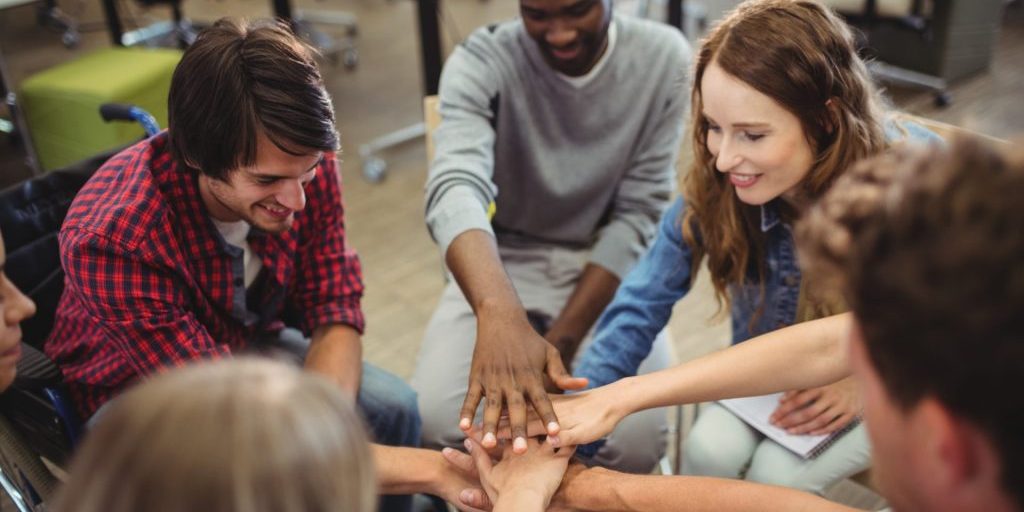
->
[[425, 15, 691, 278]]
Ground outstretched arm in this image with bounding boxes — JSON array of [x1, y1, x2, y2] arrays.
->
[[525, 313, 855, 447], [550, 465, 860, 512]]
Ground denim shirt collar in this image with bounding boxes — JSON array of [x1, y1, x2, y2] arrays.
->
[[760, 201, 783, 233]]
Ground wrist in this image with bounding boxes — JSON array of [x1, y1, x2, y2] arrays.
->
[[422, 450, 450, 497], [554, 466, 617, 511], [476, 297, 527, 324], [606, 376, 642, 418], [495, 487, 549, 512]]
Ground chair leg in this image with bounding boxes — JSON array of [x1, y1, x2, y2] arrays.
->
[[359, 123, 427, 182]]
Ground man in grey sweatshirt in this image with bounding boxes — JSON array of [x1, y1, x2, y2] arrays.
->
[[412, 0, 691, 472]]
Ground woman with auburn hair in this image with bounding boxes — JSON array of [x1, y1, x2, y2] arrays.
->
[[51, 358, 377, 512], [566, 0, 938, 494]]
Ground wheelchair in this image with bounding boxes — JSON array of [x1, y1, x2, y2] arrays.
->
[[0, 105, 159, 510]]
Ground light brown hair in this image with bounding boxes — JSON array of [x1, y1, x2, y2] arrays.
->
[[681, 0, 887, 311], [797, 137, 1024, 508], [53, 359, 376, 512]]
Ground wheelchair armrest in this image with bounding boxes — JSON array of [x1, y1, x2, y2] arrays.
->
[[0, 344, 80, 465], [14, 343, 62, 389]]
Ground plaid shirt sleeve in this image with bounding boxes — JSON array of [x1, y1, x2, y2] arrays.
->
[[291, 156, 365, 336], [60, 227, 232, 375]]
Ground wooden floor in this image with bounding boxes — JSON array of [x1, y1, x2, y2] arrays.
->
[[0, 1, 1021, 507]]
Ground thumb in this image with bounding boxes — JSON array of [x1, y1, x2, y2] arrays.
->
[[442, 447, 478, 478], [546, 349, 588, 390], [466, 438, 493, 477], [458, 488, 492, 512]]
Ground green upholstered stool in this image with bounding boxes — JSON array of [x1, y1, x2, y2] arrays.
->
[[19, 47, 182, 171]]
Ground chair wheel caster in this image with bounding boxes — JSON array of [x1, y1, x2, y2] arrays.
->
[[362, 157, 386, 182], [343, 48, 358, 69], [61, 32, 79, 48]]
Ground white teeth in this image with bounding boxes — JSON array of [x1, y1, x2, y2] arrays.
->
[[732, 174, 756, 183]]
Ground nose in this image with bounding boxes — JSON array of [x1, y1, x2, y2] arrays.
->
[[276, 179, 307, 212], [4, 279, 36, 327], [545, 19, 577, 48], [715, 138, 742, 173]]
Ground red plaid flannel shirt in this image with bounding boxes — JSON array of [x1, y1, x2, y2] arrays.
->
[[46, 133, 364, 420]]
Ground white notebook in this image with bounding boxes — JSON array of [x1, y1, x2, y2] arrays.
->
[[718, 393, 860, 459]]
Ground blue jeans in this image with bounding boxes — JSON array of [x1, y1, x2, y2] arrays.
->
[[357, 362, 422, 512]]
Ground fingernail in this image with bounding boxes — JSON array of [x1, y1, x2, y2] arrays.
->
[[547, 434, 560, 447], [464, 439, 473, 452], [483, 432, 496, 446], [460, 490, 473, 503], [459, 418, 471, 429], [547, 421, 559, 433], [442, 447, 452, 456], [514, 437, 527, 452]]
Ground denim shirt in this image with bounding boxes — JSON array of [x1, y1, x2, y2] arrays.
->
[[574, 196, 801, 389], [575, 119, 942, 390]]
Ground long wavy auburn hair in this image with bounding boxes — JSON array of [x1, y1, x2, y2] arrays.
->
[[681, 0, 889, 311]]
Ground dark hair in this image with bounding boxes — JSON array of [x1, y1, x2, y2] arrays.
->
[[798, 137, 1024, 507], [167, 18, 339, 180], [681, 0, 887, 311]]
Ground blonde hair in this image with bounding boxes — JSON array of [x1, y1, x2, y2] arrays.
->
[[53, 359, 376, 512], [681, 0, 888, 313]]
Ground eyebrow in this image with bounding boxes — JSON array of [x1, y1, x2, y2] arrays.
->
[[245, 156, 323, 180], [701, 112, 771, 129], [733, 122, 771, 129]]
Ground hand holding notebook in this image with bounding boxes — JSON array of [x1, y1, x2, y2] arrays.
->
[[770, 377, 862, 436], [719, 385, 861, 459]]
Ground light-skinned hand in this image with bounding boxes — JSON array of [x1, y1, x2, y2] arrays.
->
[[770, 376, 862, 435], [464, 436, 574, 511]]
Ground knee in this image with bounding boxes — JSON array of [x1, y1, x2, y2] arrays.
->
[[593, 410, 668, 473], [417, 391, 467, 450], [745, 462, 826, 494], [681, 429, 750, 478], [745, 449, 858, 495]]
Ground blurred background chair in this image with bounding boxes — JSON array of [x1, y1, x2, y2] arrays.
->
[[286, 7, 359, 69], [94, 0, 207, 48], [825, 0, 1007, 107]]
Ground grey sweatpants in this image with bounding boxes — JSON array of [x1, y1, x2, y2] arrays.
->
[[411, 242, 673, 473]]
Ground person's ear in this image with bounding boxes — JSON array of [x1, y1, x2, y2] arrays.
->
[[916, 397, 1004, 507]]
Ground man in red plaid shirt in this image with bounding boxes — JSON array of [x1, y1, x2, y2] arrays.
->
[[45, 19, 434, 511]]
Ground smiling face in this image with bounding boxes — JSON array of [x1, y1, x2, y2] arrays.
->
[[0, 229, 37, 391], [520, 0, 612, 77], [199, 132, 323, 234], [701, 60, 816, 207]]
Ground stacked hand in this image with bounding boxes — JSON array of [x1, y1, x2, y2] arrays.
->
[[443, 435, 575, 512], [770, 376, 862, 435], [463, 315, 588, 453], [481, 383, 627, 450]]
